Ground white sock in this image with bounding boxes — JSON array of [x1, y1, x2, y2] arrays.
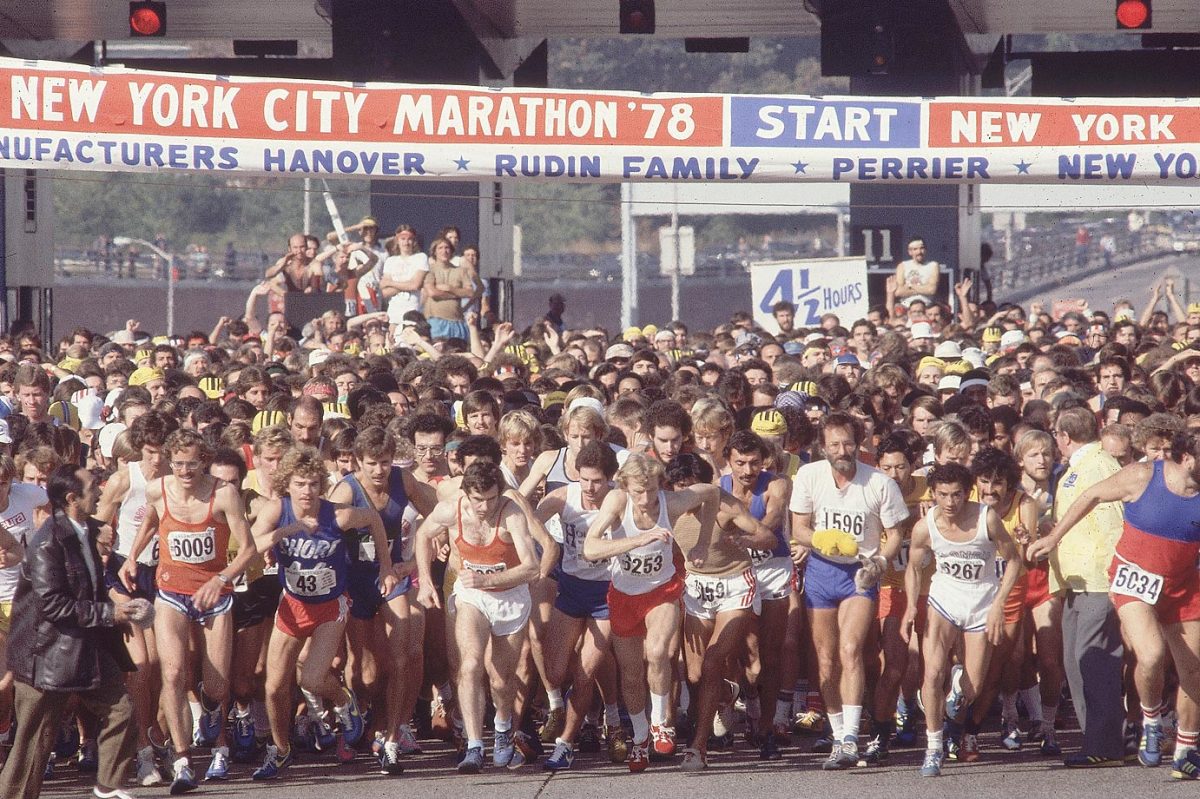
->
[[604, 703, 622, 727], [927, 729, 943, 752], [188, 700, 202, 730], [842, 705, 862, 744], [631, 711, 650, 744], [494, 715, 512, 733], [547, 688, 565, 711], [650, 693, 669, 726], [828, 711, 845, 742], [467, 737, 484, 751], [1021, 686, 1044, 723], [1001, 691, 1019, 720]]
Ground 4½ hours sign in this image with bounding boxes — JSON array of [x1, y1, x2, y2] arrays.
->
[[750, 257, 870, 331]]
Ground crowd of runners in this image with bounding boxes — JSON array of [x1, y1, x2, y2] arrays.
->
[[1, 220, 1200, 797]]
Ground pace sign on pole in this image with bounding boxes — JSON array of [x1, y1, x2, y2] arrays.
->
[[750, 256, 869, 331]]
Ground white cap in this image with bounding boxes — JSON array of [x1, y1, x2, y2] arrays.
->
[[308, 348, 332, 368], [567, 397, 606, 418], [803, 332, 828, 344], [910, 322, 935, 339], [75, 394, 105, 430], [961, 347, 986, 369], [1000, 330, 1027, 349], [97, 422, 127, 458], [933, 341, 962, 359], [937, 375, 961, 392]]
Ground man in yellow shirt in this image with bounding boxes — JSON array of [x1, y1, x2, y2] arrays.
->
[[1028, 407, 1124, 767]]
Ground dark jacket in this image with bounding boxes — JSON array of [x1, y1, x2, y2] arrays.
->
[[6, 511, 133, 692]]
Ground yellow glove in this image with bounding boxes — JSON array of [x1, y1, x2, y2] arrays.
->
[[811, 529, 859, 558]]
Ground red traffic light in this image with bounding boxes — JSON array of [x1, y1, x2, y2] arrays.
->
[[130, 1, 166, 36], [619, 0, 655, 34], [1116, 0, 1150, 29]]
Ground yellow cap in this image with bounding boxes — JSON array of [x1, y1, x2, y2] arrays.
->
[[322, 401, 350, 419], [128, 366, 165, 386], [48, 400, 81, 431], [251, 410, 288, 434], [134, 348, 154, 364], [542, 390, 568, 409], [56, 356, 82, 373], [788, 381, 818, 396], [1189, 303, 1200, 315], [916, 356, 946, 373], [199, 376, 225, 399], [151, 335, 169, 345], [623, 326, 643, 342], [944, 360, 971, 376], [750, 409, 788, 437], [982, 326, 1003, 343], [344, 341, 362, 356], [641, 324, 658, 338]]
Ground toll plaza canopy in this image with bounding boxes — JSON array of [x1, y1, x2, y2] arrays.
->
[[3, 56, 1200, 185]]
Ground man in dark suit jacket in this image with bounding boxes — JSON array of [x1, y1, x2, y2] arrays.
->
[[0, 465, 138, 799]]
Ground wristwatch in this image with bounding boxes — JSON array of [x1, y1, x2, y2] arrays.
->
[[215, 573, 231, 585]]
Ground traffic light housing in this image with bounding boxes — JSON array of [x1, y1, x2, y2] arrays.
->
[[129, 1, 166, 36], [619, 0, 655, 34], [1116, 0, 1151, 29]]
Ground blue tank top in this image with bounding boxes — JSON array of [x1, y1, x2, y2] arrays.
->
[[721, 471, 789, 559], [342, 468, 409, 564], [1124, 460, 1200, 544], [275, 497, 348, 603]]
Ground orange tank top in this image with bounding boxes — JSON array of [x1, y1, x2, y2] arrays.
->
[[454, 496, 519, 587], [156, 478, 232, 596]]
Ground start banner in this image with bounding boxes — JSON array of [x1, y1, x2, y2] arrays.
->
[[3, 57, 1200, 184]]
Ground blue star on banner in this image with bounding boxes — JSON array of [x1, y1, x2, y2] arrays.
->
[[1014, 160, 1032, 174], [453, 156, 470, 171], [792, 160, 809, 174]]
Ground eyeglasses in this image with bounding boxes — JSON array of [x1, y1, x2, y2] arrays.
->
[[171, 461, 201, 471], [414, 445, 444, 455]]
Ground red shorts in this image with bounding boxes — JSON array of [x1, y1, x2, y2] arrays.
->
[[1024, 561, 1052, 609], [878, 586, 928, 632], [275, 592, 350, 638], [608, 572, 684, 638], [1004, 571, 1030, 625], [1108, 558, 1200, 624]]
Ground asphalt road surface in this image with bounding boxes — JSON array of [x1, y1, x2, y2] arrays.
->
[[1013, 252, 1200, 319], [38, 724, 1188, 799]]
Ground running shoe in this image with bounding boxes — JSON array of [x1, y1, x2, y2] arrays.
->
[[232, 714, 256, 762], [628, 737, 650, 772], [458, 745, 485, 774], [196, 684, 222, 748], [1001, 718, 1022, 751], [137, 745, 163, 787], [679, 747, 707, 771], [894, 709, 917, 747], [93, 788, 139, 799], [251, 745, 293, 780], [605, 724, 629, 763], [1172, 749, 1200, 780], [821, 742, 846, 771], [944, 665, 965, 722], [293, 714, 314, 752], [1063, 753, 1123, 768], [494, 729, 516, 768], [960, 732, 980, 763], [1139, 723, 1163, 767], [396, 724, 422, 755], [169, 757, 198, 794], [78, 738, 99, 773], [311, 716, 336, 752], [795, 709, 825, 734], [1039, 726, 1062, 757], [205, 746, 230, 780], [760, 731, 782, 760], [835, 739, 859, 768], [379, 740, 404, 775], [540, 707, 566, 744], [511, 730, 538, 768], [334, 690, 365, 747], [336, 733, 356, 764], [544, 741, 575, 771], [811, 733, 835, 754], [578, 722, 601, 753], [651, 723, 676, 757], [863, 733, 889, 765], [920, 749, 943, 777]]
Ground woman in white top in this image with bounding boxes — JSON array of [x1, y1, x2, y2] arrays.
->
[[379, 225, 429, 328]]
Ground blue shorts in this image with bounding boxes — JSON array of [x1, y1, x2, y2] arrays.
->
[[429, 318, 469, 341], [157, 588, 234, 623], [104, 554, 157, 601], [347, 562, 413, 620], [802, 553, 879, 610], [554, 572, 610, 621]]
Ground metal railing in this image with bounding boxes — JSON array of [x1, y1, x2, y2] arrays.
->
[[987, 225, 1172, 294]]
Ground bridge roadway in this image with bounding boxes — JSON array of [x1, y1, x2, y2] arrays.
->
[[38, 724, 1182, 799]]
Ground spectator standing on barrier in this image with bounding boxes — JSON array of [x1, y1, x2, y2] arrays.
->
[[894, 237, 941, 310], [381, 225, 429, 334], [422, 237, 475, 341], [544, 294, 566, 336]]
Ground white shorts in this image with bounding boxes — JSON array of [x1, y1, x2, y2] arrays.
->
[[753, 555, 796, 603], [927, 581, 997, 633], [683, 568, 760, 621], [452, 583, 532, 637]]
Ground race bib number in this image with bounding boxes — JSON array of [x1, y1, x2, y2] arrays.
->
[[166, 528, 215, 565], [938, 556, 984, 582], [820, 509, 867, 542], [688, 574, 728, 603], [284, 564, 337, 597], [463, 559, 507, 575], [619, 551, 665, 577], [749, 547, 774, 566], [891, 541, 910, 572], [358, 540, 377, 563], [1111, 561, 1163, 605]]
